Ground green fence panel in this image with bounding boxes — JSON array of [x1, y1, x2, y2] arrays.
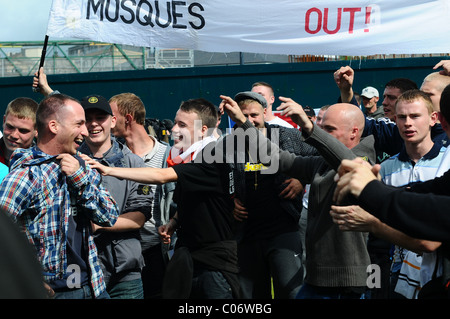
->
[[0, 57, 443, 130]]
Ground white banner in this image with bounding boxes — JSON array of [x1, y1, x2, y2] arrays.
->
[[46, 0, 450, 56]]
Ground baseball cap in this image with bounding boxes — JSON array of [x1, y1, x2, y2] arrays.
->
[[80, 94, 113, 115], [234, 91, 267, 109], [303, 106, 316, 118], [361, 86, 379, 99]]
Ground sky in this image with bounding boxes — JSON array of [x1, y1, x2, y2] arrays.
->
[[0, 0, 53, 42]]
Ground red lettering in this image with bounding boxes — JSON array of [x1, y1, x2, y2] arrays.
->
[[305, 7, 369, 35], [305, 8, 322, 34], [365, 6, 372, 32], [343, 7, 361, 34], [323, 8, 341, 34]]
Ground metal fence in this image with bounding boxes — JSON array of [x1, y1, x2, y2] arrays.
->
[[2, 40, 447, 78]]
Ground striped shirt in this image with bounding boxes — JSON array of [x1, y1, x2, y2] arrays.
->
[[380, 143, 446, 187], [140, 136, 170, 251], [0, 147, 119, 297], [380, 143, 445, 298]]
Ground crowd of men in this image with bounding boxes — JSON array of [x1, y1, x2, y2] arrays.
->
[[0, 60, 449, 300]]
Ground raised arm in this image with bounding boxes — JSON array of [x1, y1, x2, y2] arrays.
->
[[221, 95, 366, 176], [334, 66, 355, 103], [33, 67, 54, 96]]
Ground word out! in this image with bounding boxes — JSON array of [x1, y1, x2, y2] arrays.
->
[[305, 6, 378, 35]]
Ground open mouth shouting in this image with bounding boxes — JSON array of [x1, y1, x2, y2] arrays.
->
[[172, 132, 185, 147], [75, 137, 84, 146]]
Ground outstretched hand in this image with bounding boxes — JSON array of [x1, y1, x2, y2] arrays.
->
[[80, 154, 112, 176], [330, 204, 379, 232], [277, 97, 313, 133], [219, 95, 247, 126]]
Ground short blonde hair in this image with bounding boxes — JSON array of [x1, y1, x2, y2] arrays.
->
[[395, 89, 434, 114], [5, 97, 38, 124], [109, 93, 146, 125]]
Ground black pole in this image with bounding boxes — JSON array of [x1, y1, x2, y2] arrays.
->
[[32, 35, 49, 93]]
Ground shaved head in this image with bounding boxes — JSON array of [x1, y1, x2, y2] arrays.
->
[[321, 103, 365, 148]]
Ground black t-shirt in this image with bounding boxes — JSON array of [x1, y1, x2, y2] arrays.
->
[[172, 161, 235, 251]]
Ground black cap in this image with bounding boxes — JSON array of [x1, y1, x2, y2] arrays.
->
[[80, 94, 113, 115], [234, 91, 267, 109], [303, 106, 316, 118]]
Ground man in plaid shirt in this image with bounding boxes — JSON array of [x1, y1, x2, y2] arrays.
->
[[0, 93, 119, 299]]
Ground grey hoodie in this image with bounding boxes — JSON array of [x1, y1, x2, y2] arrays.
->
[[79, 137, 153, 283], [364, 105, 385, 120]]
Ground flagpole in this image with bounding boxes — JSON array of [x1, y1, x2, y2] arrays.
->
[[32, 35, 49, 93]]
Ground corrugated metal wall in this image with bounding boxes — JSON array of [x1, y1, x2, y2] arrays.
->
[[0, 57, 442, 129]]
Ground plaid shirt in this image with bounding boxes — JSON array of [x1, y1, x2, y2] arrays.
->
[[0, 147, 119, 297]]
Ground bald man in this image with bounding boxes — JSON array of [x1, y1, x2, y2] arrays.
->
[[221, 97, 376, 299], [420, 71, 450, 114]]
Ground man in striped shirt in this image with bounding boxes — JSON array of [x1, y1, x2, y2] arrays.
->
[[379, 90, 445, 298], [109, 93, 174, 299], [331, 90, 444, 298]]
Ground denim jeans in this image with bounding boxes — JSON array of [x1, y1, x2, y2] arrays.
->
[[190, 267, 233, 299], [107, 278, 144, 299], [53, 285, 110, 299]]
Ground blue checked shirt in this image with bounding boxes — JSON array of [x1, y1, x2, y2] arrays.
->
[[0, 147, 119, 297]]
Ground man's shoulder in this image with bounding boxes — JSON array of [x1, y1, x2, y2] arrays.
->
[[155, 139, 170, 155], [380, 153, 401, 166], [110, 139, 145, 167], [9, 147, 40, 170], [353, 135, 376, 162], [140, 139, 170, 170], [366, 106, 385, 120], [365, 116, 396, 129], [121, 148, 146, 168], [379, 153, 410, 179], [268, 123, 301, 139]]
